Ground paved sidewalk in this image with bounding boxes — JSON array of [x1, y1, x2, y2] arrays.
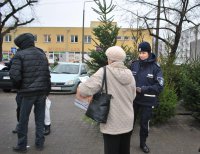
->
[[0, 91, 199, 154]]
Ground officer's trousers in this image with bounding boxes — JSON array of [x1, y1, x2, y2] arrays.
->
[[133, 103, 153, 146]]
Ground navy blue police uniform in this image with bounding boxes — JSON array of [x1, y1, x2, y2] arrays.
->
[[131, 52, 164, 150]]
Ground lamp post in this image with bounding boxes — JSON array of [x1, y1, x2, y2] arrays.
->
[[82, 0, 93, 63], [155, 0, 161, 56]]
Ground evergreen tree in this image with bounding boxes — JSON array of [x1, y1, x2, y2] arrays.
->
[[86, 0, 120, 73]]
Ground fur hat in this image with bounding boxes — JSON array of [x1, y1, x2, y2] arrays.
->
[[105, 46, 126, 62], [138, 41, 151, 53]]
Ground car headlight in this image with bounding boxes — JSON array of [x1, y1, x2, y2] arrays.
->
[[65, 80, 75, 86]]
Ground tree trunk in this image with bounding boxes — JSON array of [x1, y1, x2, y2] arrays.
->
[[155, 0, 161, 56], [0, 34, 3, 62]]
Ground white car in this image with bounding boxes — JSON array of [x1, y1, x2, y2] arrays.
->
[[50, 62, 89, 93]]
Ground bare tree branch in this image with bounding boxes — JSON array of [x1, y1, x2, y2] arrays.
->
[[2, 18, 34, 36], [186, 3, 200, 13], [0, 1, 8, 7], [0, 0, 38, 61], [2, 0, 37, 27], [123, 0, 200, 63]]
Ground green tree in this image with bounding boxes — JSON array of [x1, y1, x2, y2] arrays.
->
[[180, 60, 200, 122], [86, 0, 120, 73], [150, 54, 178, 125]]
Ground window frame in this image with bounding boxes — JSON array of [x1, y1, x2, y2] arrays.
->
[[84, 35, 91, 43], [71, 35, 78, 43], [57, 35, 64, 43], [5, 34, 12, 42], [44, 34, 51, 43], [124, 36, 129, 40], [117, 36, 123, 40]]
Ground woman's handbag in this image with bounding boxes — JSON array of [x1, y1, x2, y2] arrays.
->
[[85, 66, 112, 123]]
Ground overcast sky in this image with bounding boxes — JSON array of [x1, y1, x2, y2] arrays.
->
[[28, 0, 129, 28]]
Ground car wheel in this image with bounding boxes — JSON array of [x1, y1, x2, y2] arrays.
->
[[3, 89, 11, 92]]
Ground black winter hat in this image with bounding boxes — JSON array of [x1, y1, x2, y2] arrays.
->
[[14, 33, 35, 49], [138, 41, 151, 53]]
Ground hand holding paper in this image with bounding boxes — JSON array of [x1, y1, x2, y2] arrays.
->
[[75, 87, 92, 103], [136, 87, 141, 93], [74, 87, 93, 110]]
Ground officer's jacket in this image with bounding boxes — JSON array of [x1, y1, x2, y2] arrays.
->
[[131, 53, 164, 106]]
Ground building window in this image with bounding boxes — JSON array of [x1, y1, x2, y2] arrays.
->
[[71, 35, 78, 43], [5, 34, 12, 42], [117, 36, 122, 40], [84, 35, 91, 43], [34, 35, 37, 42], [44, 34, 51, 43], [132, 36, 136, 41], [57, 35, 64, 42], [124, 36, 129, 40]]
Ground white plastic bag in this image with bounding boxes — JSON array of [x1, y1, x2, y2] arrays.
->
[[45, 97, 51, 125]]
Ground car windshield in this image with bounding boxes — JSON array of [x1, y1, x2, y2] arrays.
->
[[51, 64, 80, 74]]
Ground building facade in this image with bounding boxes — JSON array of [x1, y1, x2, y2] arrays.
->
[[3, 21, 152, 63], [159, 24, 200, 64]]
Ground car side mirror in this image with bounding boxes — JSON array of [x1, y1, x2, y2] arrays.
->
[[81, 71, 87, 75]]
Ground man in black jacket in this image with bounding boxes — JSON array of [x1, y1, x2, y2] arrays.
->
[[10, 33, 51, 153]]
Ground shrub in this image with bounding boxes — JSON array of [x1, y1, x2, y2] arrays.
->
[[160, 55, 183, 99], [180, 60, 200, 121], [149, 57, 179, 125], [151, 82, 178, 125]]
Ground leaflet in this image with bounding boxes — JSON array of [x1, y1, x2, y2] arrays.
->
[[74, 99, 88, 111]]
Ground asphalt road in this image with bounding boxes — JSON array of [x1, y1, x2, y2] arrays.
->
[[0, 90, 199, 154]]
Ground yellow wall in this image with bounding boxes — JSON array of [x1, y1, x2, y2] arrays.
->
[[2, 21, 152, 62], [116, 28, 152, 47]]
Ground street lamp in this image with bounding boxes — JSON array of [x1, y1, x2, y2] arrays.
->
[[82, 0, 93, 63]]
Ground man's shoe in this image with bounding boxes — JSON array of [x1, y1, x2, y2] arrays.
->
[[13, 146, 27, 153], [140, 144, 150, 153], [44, 125, 51, 136]]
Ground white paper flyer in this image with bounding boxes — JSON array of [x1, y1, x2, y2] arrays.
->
[[74, 99, 89, 111]]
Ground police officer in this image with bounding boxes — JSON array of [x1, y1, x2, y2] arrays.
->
[[131, 41, 164, 153]]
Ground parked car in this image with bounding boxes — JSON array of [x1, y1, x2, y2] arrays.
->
[[50, 62, 89, 93], [0, 64, 13, 92]]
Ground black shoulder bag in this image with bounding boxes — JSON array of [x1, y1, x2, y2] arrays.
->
[[85, 66, 112, 123]]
